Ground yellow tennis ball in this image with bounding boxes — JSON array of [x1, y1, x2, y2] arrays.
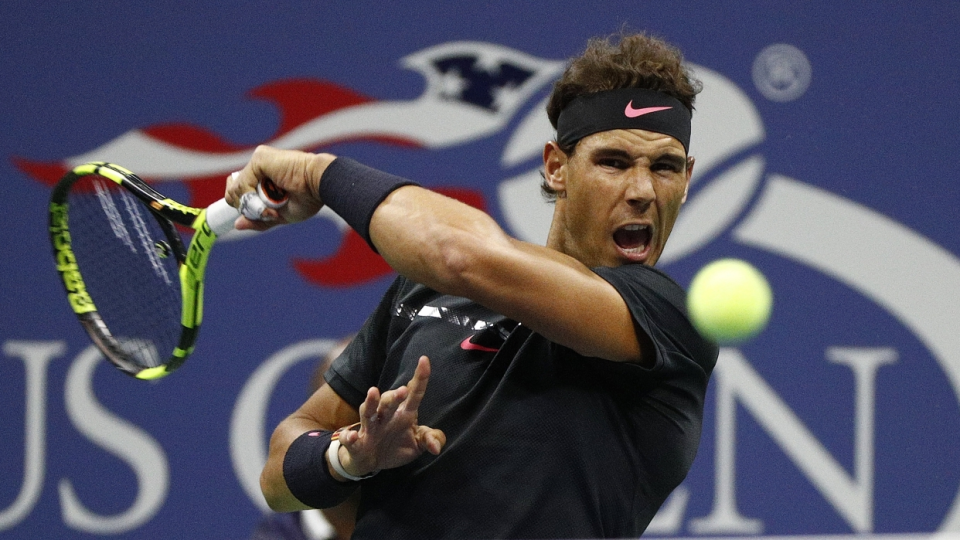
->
[[687, 258, 773, 343]]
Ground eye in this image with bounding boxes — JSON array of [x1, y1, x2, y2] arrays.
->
[[597, 156, 630, 170], [651, 160, 683, 174]]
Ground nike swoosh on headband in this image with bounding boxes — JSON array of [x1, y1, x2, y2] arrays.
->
[[624, 102, 673, 118]]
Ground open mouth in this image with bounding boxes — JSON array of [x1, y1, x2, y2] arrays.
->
[[613, 224, 652, 255]]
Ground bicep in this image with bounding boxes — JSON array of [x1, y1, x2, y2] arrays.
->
[[471, 239, 649, 364]]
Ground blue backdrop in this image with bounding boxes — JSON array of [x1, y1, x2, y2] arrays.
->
[[3, 2, 959, 539]]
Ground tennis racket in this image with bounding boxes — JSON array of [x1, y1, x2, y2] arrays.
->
[[49, 162, 287, 380]]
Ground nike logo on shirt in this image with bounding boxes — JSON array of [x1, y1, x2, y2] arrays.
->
[[460, 336, 500, 353]]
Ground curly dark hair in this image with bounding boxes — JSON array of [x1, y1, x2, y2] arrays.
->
[[542, 32, 702, 200]]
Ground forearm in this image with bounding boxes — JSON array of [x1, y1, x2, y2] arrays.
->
[[261, 385, 363, 511], [369, 185, 513, 295], [262, 417, 369, 512], [230, 148, 525, 300], [261, 418, 323, 512], [316, 156, 529, 309]]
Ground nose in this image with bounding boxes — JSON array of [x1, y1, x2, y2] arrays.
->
[[624, 168, 655, 210]]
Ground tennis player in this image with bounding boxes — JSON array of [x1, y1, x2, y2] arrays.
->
[[229, 31, 718, 539]]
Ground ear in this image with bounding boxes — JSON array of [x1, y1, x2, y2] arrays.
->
[[681, 156, 695, 204], [543, 141, 568, 193]]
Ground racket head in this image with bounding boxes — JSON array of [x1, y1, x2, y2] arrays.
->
[[49, 162, 213, 379]]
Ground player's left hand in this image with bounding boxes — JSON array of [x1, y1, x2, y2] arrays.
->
[[334, 356, 446, 478], [225, 145, 334, 230]]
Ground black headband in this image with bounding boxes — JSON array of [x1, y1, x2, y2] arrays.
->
[[556, 88, 692, 153]]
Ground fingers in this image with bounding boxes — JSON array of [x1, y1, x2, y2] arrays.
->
[[226, 160, 286, 231], [359, 384, 411, 424], [402, 356, 431, 413], [232, 210, 287, 232], [378, 385, 409, 418], [359, 386, 381, 424], [337, 357, 443, 472], [224, 167, 257, 208], [416, 426, 446, 455], [232, 215, 277, 232], [224, 146, 332, 222], [346, 358, 433, 437], [225, 166, 271, 232]]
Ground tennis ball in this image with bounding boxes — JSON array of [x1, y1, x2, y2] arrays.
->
[[687, 258, 773, 343]]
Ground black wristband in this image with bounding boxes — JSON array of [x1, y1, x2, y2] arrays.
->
[[282, 430, 359, 509], [318, 157, 419, 251]]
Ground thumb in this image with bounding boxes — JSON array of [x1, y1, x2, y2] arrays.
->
[[417, 426, 446, 455]]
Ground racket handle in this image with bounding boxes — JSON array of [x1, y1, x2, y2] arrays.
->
[[206, 199, 238, 236]]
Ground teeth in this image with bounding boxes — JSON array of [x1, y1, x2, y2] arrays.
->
[[614, 224, 651, 255]]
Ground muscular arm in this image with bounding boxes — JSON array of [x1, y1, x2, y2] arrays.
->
[[226, 145, 647, 365], [369, 185, 646, 364]]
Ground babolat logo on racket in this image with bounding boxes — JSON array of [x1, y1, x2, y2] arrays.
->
[[49, 201, 96, 314], [186, 221, 215, 271]]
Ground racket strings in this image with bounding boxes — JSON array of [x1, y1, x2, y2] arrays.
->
[[68, 175, 183, 369]]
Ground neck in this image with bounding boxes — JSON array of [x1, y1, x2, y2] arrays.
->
[[545, 199, 569, 253]]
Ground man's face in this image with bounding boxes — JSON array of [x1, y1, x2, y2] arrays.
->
[[543, 128, 693, 268]]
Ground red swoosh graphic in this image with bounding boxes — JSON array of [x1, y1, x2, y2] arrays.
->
[[250, 79, 373, 138], [460, 336, 499, 353], [624, 102, 672, 118]]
